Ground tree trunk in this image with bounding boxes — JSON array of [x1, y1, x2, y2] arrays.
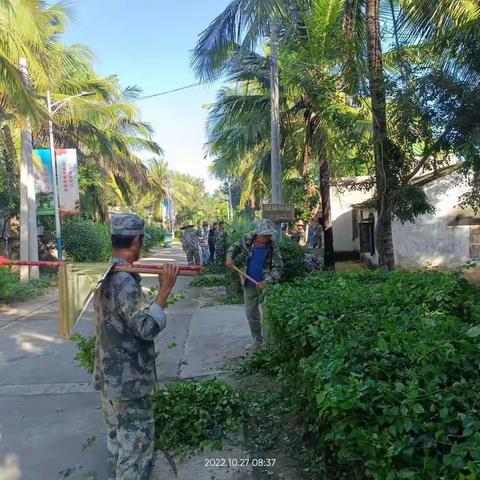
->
[[303, 108, 319, 220], [366, 0, 395, 269], [1, 125, 18, 189], [318, 128, 335, 270]]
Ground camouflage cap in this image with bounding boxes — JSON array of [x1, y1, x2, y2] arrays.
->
[[254, 218, 278, 236], [110, 213, 146, 237]]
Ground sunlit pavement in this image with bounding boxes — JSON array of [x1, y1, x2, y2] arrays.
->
[[0, 245, 253, 480]]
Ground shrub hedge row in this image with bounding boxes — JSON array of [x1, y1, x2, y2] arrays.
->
[[264, 269, 480, 479], [0, 267, 55, 303], [62, 217, 166, 262]]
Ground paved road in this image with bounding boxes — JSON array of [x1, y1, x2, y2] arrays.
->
[[0, 245, 252, 480]]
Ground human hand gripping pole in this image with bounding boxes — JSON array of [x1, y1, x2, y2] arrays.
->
[[156, 263, 179, 308], [225, 257, 259, 288]]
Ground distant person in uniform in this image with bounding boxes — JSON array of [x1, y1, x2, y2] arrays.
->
[[198, 220, 210, 265], [93, 213, 179, 480], [226, 219, 283, 346], [214, 221, 228, 268], [180, 222, 200, 266], [208, 222, 218, 262], [291, 220, 306, 246]]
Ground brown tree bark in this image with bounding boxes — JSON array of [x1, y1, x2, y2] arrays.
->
[[366, 0, 395, 269], [303, 107, 320, 220], [318, 127, 335, 270]]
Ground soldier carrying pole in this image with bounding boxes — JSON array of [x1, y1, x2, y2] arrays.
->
[[93, 213, 179, 480]]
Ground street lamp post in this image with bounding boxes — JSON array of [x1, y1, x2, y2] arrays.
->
[[46, 90, 93, 260]]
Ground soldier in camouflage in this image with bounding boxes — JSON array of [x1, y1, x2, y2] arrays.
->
[[226, 219, 283, 345], [208, 222, 218, 262], [180, 222, 200, 266], [93, 213, 179, 480], [291, 220, 306, 246], [214, 221, 228, 268], [197, 221, 210, 265]]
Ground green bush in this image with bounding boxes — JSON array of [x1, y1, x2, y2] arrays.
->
[[143, 224, 166, 252], [152, 379, 245, 455], [62, 217, 110, 262], [70, 333, 96, 374], [0, 267, 56, 303], [278, 239, 307, 282], [264, 269, 480, 479], [189, 274, 225, 287]]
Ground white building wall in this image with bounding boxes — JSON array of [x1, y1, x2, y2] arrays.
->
[[330, 180, 372, 253], [360, 174, 474, 268], [392, 176, 471, 268]]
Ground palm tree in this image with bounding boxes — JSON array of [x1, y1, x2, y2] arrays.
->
[[193, 0, 311, 206], [341, 0, 398, 268], [25, 42, 162, 219], [0, 0, 72, 178], [0, 1, 163, 225], [204, 0, 373, 269]]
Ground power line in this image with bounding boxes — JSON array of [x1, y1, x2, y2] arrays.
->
[[137, 81, 211, 101]]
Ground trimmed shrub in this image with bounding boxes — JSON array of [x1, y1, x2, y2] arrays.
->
[[278, 239, 307, 282], [264, 269, 480, 479], [62, 217, 110, 262]]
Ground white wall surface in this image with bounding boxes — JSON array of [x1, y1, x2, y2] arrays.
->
[[331, 181, 372, 252], [392, 175, 472, 268]]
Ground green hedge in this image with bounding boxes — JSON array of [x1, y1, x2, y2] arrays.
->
[[0, 267, 55, 303], [62, 217, 110, 262], [264, 269, 480, 479], [62, 219, 166, 262], [143, 224, 166, 252]]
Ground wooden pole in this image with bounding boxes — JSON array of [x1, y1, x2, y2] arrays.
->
[[232, 264, 259, 287]]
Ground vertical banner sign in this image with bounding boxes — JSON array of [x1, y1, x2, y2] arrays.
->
[[33, 149, 55, 215], [56, 149, 80, 215]]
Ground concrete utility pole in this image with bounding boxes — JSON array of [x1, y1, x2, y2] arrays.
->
[[46, 90, 63, 261], [19, 58, 39, 281], [270, 22, 282, 204]]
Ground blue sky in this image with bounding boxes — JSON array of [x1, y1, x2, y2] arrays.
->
[[62, 0, 230, 192]]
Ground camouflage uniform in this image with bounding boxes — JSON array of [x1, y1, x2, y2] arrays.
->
[[227, 219, 283, 343], [214, 230, 228, 267], [197, 226, 210, 265], [94, 214, 167, 480], [291, 229, 306, 246], [181, 226, 200, 265]]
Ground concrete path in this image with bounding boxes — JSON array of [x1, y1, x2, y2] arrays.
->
[[181, 305, 250, 379], [0, 245, 253, 480]]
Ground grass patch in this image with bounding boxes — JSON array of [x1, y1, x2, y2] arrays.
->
[[0, 267, 56, 304]]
